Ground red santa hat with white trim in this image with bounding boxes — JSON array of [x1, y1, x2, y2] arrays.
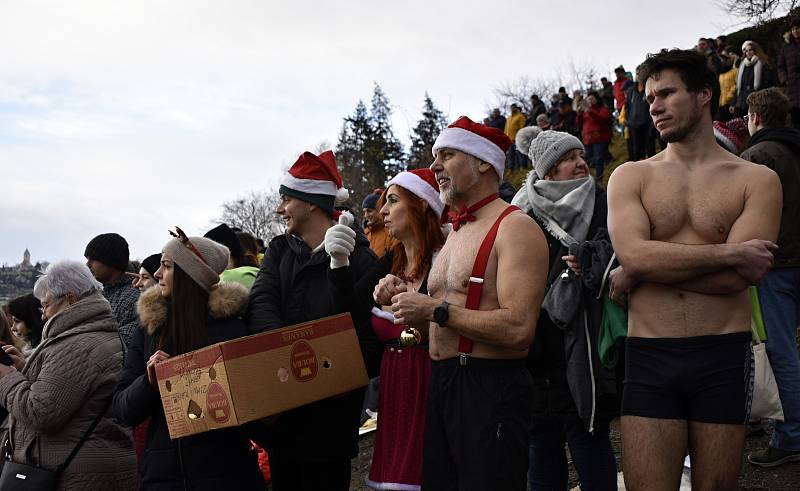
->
[[432, 116, 513, 180], [385, 168, 445, 218], [279, 150, 350, 215]]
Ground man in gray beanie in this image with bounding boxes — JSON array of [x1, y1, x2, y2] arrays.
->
[[84, 232, 139, 345]]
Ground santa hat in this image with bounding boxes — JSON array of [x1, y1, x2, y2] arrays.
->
[[714, 118, 748, 155], [432, 116, 513, 180], [386, 168, 445, 218], [280, 150, 350, 214]]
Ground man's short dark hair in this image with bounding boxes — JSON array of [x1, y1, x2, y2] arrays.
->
[[791, 17, 800, 29], [747, 87, 789, 127], [639, 48, 721, 117]]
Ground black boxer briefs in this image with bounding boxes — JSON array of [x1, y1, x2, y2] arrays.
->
[[622, 331, 753, 424]]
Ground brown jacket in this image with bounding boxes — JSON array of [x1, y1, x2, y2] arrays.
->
[[0, 291, 136, 490]]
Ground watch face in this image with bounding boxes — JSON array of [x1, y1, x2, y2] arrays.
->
[[434, 304, 448, 324]]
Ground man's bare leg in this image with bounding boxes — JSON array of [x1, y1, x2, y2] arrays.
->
[[622, 416, 686, 491], [688, 421, 745, 491]]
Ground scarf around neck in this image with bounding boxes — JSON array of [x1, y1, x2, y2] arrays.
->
[[738, 55, 763, 91], [512, 170, 596, 247]]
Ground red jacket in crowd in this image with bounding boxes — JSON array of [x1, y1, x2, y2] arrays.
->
[[577, 104, 612, 145], [612, 77, 630, 110]]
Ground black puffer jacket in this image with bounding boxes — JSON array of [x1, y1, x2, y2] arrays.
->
[[245, 229, 379, 461], [112, 283, 265, 491], [741, 127, 800, 268], [526, 186, 620, 431]]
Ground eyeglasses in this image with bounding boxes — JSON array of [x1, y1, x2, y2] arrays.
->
[[39, 296, 65, 314]]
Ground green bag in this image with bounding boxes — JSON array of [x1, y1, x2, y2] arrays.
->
[[598, 297, 628, 369], [750, 286, 767, 341]]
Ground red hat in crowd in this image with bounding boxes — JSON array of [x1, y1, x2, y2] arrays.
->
[[280, 150, 349, 214], [385, 168, 445, 218], [713, 119, 748, 155], [432, 116, 512, 180]]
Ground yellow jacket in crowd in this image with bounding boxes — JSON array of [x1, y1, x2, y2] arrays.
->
[[504, 112, 526, 141], [719, 67, 738, 107]]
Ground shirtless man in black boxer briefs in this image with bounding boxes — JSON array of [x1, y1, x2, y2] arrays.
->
[[607, 49, 782, 491]]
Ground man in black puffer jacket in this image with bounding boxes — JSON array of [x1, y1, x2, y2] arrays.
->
[[246, 150, 379, 491]]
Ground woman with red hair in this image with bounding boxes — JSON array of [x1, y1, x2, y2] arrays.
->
[[366, 168, 446, 491]]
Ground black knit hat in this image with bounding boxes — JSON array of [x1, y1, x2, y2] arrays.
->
[[141, 253, 162, 278], [84, 233, 130, 271], [204, 224, 244, 259]]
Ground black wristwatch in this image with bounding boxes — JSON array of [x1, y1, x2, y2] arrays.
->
[[433, 300, 450, 327]]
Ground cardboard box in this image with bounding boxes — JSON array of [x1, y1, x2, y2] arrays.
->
[[155, 313, 368, 439]]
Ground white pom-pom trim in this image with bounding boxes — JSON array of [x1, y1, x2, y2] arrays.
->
[[335, 187, 350, 204]]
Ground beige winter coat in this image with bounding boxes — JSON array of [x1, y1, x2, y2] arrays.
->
[[0, 291, 136, 490]]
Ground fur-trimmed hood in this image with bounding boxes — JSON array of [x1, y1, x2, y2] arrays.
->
[[137, 281, 250, 335]]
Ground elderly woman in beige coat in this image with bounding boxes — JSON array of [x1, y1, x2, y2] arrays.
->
[[0, 260, 135, 490]]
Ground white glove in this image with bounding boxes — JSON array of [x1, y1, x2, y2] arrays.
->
[[324, 214, 356, 269]]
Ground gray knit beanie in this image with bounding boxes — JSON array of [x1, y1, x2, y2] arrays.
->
[[529, 131, 585, 179], [162, 236, 230, 292]]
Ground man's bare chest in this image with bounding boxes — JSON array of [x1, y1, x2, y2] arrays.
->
[[429, 226, 496, 297], [642, 179, 745, 242]]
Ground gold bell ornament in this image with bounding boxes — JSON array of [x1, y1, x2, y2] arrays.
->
[[399, 327, 421, 347]]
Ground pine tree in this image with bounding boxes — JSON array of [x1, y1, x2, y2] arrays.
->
[[406, 93, 447, 169], [335, 84, 406, 207], [335, 100, 374, 205], [369, 83, 404, 180]]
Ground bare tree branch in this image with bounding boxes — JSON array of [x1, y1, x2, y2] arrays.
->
[[217, 190, 285, 242], [716, 0, 798, 24]]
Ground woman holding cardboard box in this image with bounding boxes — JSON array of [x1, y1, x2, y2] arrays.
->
[[367, 168, 446, 490], [112, 229, 265, 490]]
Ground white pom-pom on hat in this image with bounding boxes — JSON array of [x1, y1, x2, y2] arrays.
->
[[335, 186, 350, 205]]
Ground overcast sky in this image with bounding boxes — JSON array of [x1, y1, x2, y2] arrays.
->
[[1, 1, 746, 266]]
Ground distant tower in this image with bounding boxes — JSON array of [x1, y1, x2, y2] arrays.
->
[[22, 249, 31, 267]]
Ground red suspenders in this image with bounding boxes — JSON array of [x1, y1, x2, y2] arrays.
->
[[457, 205, 520, 355]]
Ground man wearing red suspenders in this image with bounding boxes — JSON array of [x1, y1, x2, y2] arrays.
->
[[387, 116, 549, 490]]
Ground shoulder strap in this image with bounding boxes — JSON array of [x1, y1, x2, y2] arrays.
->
[[56, 394, 113, 475], [458, 205, 519, 354]]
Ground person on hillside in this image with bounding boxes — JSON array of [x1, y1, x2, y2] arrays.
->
[[697, 37, 723, 73], [246, 150, 380, 490], [778, 17, 800, 129], [2, 260, 136, 489], [626, 67, 658, 160], [505, 103, 526, 141], [113, 231, 265, 490], [740, 87, 800, 468], [612, 66, 631, 111], [554, 98, 579, 137], [367, 168, 445, 490], [537, 113, 552, 131], [363, 189, 392, 257], [577, 91, 613, 180], [84, 232, 139, 345], [386, 116, 549, 490], [600, 77, 615, 110], [718, 48, 740, 121], [513, 130, 620, 491], [486, 108, 507, 131], [527, 95, 548, 125], [6, 293, 45, 354], [736, 40, 777, 116]]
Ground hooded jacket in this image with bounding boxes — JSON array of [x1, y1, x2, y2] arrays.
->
[[112, 283, 265, 491], [0, 291, 136, 490], [245, 227, 380, 461], [740, 127, 800, 267], [526, 186, 620, 431]]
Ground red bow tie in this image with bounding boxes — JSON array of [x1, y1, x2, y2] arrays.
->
[[448, 193, 500, 231]]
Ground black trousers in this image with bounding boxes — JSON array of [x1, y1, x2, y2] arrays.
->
[[422, 357, 533, 491]]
